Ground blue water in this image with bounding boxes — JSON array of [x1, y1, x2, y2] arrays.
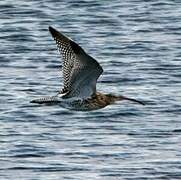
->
[[0, 0, 181, 179]]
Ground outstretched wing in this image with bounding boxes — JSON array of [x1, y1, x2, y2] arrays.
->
[[49, 26, 75, 93], [49, 26, 103, 99]]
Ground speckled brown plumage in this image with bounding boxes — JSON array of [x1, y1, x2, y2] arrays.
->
[[68, 93, 144, 111], [31, 26, 145, 110]]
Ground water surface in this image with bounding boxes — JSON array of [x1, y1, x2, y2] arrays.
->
[[0, 0, 181, 179]]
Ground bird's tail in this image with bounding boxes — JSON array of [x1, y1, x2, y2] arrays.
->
[[30, 96, 60, 104]]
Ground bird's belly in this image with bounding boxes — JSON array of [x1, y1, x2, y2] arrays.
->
[[61, 98, 107, 111]]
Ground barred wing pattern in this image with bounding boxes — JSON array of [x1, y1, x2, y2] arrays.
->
[[49, 26, 75, 93], [49, 26, 103, 99]]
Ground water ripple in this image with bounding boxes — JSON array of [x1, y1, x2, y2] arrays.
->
[[0, 0, 181, 179]]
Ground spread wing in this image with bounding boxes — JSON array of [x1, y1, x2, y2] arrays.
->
[[49, 26, 75, 94], [49, 26, 103, 99]]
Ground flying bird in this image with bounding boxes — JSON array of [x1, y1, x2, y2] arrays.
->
[[31, 26, 145, 110]]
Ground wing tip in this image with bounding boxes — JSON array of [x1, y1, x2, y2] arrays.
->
[[49, 26, 54, 31], [49, 26, 59, 37]]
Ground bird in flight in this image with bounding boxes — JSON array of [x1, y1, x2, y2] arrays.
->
[[31, 26, 145, 110]]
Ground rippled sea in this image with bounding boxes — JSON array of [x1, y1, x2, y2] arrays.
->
[[0, 0, 181, 179]]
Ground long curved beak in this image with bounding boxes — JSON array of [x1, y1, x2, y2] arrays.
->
[[120, 96, 145, 105]]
